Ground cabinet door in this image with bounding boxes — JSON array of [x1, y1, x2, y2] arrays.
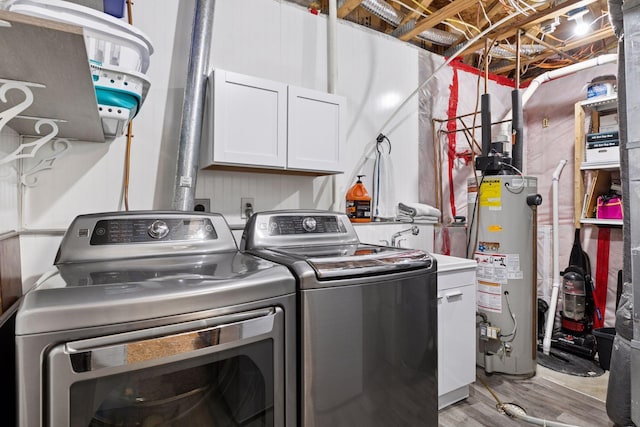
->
[[207, 69, 287, 168], [438, 282, 476, 398], [287, 86, 345, 173]]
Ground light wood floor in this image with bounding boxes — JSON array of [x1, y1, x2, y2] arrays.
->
[[439, 366, 613, 426]]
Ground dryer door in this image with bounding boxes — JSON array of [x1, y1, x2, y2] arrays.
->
[[46, 308, 284, 427]]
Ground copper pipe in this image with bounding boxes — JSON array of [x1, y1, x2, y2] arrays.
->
[[515, 29, 521, 88], [484, 38, 489, 94]]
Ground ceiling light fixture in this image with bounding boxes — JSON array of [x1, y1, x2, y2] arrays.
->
[[567, 7, 590, 36]]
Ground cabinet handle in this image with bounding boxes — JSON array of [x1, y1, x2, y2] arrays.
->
[[445, 291, 463, 300], [437, 294, 443, 302]]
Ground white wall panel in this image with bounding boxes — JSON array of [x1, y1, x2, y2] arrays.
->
[[335, 22, 420, 212], [0, 127, 20, 234], [19, 233, 63, 293], [16, 0, 426, 278], [203, 0, 421, 222], [21, 0, 183, 230], [210, 0, 283, 82]]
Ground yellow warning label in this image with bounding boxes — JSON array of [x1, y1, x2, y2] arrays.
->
[[480, 178, 501, 208], [488, 224, 503, 232]]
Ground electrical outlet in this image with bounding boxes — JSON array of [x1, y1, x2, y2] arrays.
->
[[194, 198, 210, 212], [241, 197, 254, 219]]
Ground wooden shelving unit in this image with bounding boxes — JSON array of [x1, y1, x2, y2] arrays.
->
[[0, 9, 104, 142], [574, 95, 621, 228]]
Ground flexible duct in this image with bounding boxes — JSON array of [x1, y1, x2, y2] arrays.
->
[[172, 0, 215, 211], [361, 0, 458, 46], [363, 0, 545, 53], [490, 43, 546, 58]]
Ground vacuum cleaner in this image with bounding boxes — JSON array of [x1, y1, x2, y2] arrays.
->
[[538, 160, 600, 359], [550, 228, 597, 359]]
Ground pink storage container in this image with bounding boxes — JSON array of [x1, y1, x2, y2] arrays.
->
[[596, 196, 623, 219]]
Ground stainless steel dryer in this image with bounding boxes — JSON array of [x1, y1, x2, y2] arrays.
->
[[241, 210, 438, 427], [15, 211, 296, 427]]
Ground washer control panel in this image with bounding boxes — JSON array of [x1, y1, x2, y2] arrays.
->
[[268, 215, 346, 235], [241, 210, 360, 251], [90, 217, 217, 245]]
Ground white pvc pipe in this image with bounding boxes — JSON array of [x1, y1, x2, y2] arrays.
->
[[542, 159, 567, 355], [499, 54, 617, 139], [328, 0, 337, 94], [328, 0, 339, 211]]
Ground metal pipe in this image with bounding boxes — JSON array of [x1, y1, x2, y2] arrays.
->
[[432, 118, 442, 214], [172, 0, 215, 211], [542, 159, 567, 355]]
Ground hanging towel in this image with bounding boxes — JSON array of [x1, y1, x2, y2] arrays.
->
[[373, 138, 396, 220]]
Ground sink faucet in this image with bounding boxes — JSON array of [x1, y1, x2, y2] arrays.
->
[[391, 226, 419, 247]]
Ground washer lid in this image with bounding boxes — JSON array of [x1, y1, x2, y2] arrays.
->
[[269, 244, 433, 279], [15, 251, 295, 335]]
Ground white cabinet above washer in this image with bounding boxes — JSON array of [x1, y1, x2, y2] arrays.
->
[[201, 69, 345, 175], [203, 69, 288, 169], [287, 85, 344, 173]]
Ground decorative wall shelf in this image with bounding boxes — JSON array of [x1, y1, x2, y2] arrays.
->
[[0, 9, 104, 142]]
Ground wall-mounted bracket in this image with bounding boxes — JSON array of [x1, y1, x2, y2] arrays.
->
[[0, 79, 72, 186]]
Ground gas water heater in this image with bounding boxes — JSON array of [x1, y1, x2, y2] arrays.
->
[[469, 90, 542, 376]]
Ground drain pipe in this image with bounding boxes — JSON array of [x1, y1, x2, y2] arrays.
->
[[172, 0, 215, 211], [542, 159, 567, 355], [328, 0, 341, 211]]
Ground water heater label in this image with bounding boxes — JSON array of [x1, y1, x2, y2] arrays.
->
[[477, 280, 502, 313], [479, 178, 502, 210]]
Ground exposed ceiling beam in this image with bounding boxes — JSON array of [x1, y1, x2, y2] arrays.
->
[[452, 0, 503, 46], [454, 0, 599, 58], [490, 27, 615, 75], [337, 0, 363, 18], [398, 0, 476, 41], [398, 0, 434, 27], [522, 32, 579, 64]]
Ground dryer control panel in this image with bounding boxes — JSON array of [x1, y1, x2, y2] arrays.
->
[[56, 211, 237, 264]]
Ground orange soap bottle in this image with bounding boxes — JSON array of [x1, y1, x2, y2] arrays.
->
[[346, 175, 372, 223]]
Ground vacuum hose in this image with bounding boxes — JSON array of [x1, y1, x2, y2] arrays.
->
[[501, 404, 580, 427], [479, 375, 580, 427]]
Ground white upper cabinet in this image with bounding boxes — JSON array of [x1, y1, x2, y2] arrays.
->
[[287, 86, 345, 173], [206, 69, 287, 169], [202, 69, 345, 174]]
